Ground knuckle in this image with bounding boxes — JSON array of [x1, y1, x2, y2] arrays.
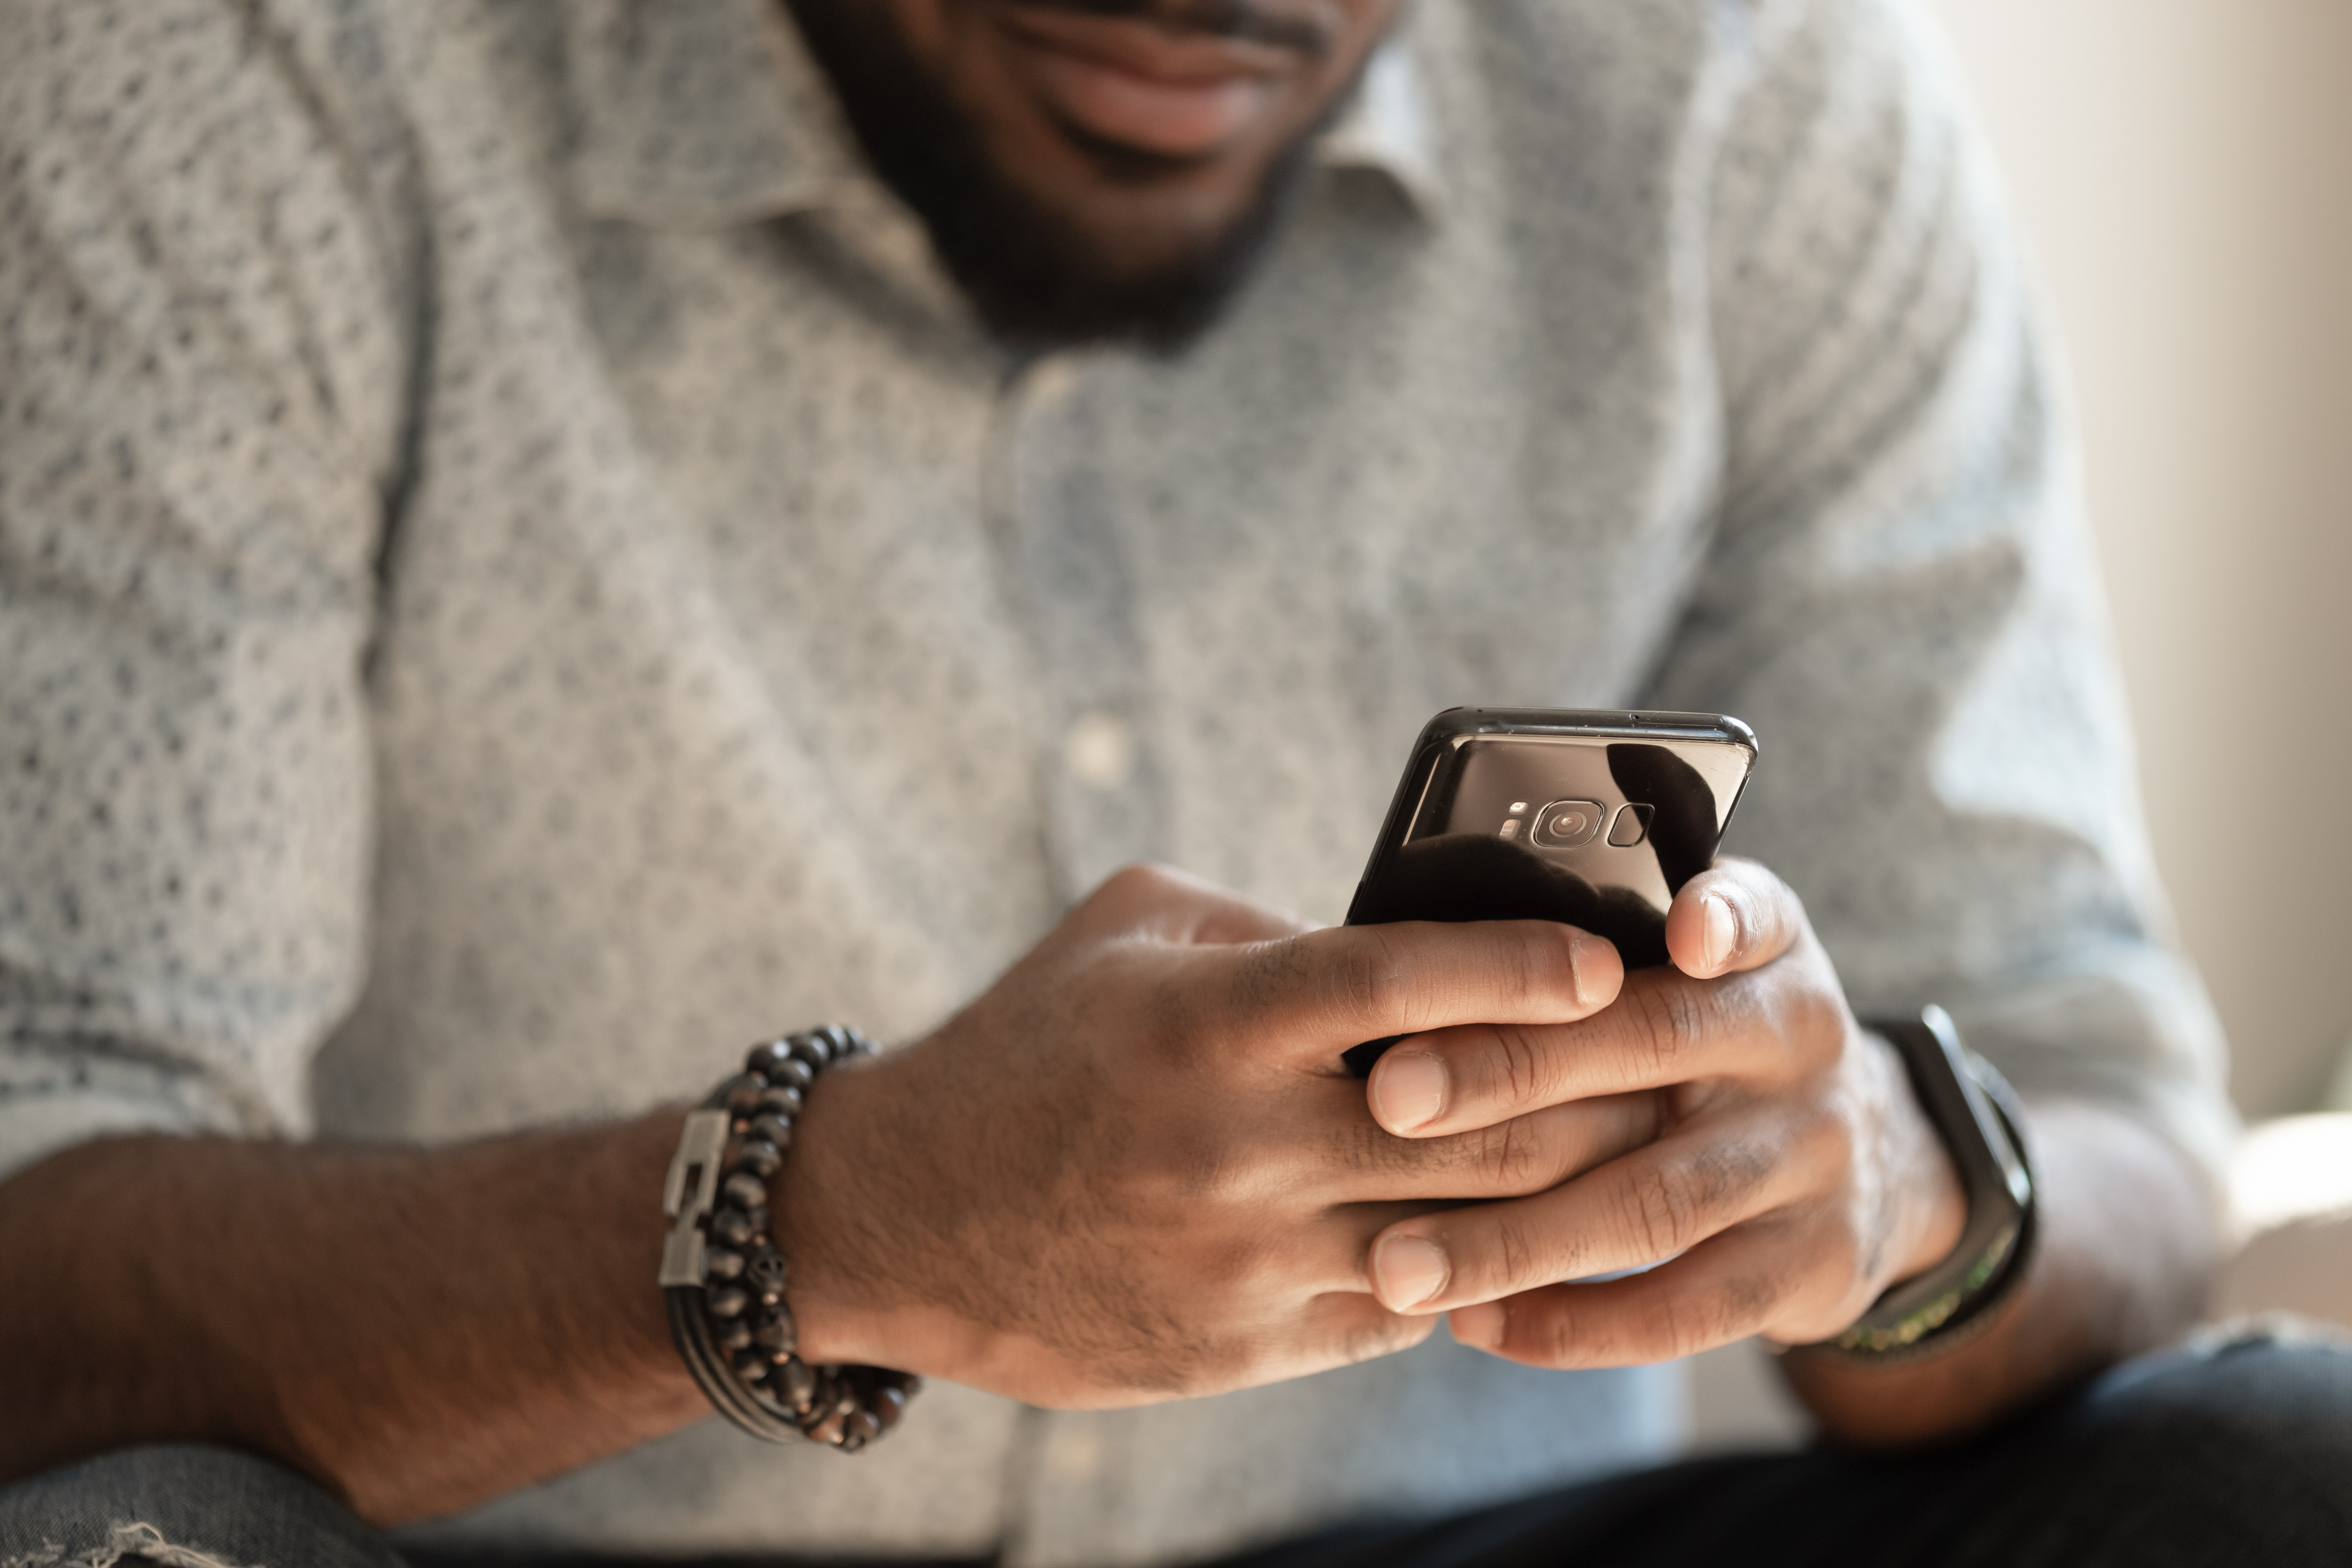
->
[[1490, 1212, 1547, 1294], [1225, 931, 1316, 1021], [1525, 1300, 1586, 1368], [1349, 1312, 1438, 1365], [1651, 1293, 1709, 1361], [1782, 985, 1849, 1067], [1617, 983, 1700, 1081], [1623, 1164, 1702, 1261], [1094, 862, 1174, 909], [1470, 1116, 1546, 1192], [1324, 928, 1412, 1034], [1486, 1024, 1556, 1109]]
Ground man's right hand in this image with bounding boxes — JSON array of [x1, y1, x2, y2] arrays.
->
[[775, 864, 1637, 1407], [0, 865, 1634, 1522]]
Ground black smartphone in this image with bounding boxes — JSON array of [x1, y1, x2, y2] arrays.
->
[[1341, 708, 1758, 1076]]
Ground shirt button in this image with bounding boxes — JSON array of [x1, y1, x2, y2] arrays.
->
[[1044, 1420, 1105, 1480], [1023, 355, 1081, 409], [1063, 712, 1134, 790]]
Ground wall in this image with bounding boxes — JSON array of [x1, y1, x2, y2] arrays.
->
[[1925, 0, 2352, 1118]]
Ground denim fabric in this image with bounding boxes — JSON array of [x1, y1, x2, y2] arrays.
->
[[9, 1330, 2349, 1568], [0, 1444, 401, 1568], [1259, 1328, 2352, 1568]]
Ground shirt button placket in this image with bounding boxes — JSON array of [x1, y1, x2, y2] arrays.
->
[[998, 352, 1167, 903]]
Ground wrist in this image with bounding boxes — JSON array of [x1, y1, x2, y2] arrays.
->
[[661, 1030, 923, 1448], [763, 1054, 884, 1366], [764, 1038, 1016, 1390]]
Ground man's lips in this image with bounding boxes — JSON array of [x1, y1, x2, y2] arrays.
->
[[994, 9, 1311, 158]]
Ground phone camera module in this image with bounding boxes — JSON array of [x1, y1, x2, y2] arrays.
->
[[1532, 799, 1607, 848]]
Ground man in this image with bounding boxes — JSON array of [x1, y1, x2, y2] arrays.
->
[[0, 0, 2345, 1564]]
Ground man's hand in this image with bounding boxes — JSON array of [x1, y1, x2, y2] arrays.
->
[[1354, 857, 2220, 1444], [777, 863, 1645, 1406], [1355, 857, 1967, 1359], [0, 864, 1643, 1516]]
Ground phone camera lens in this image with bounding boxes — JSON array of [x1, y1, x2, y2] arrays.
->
[[1533, 799, 1606, 848]]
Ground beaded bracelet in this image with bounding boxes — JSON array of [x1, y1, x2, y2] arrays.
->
[[658, 1025, 920, 1449]]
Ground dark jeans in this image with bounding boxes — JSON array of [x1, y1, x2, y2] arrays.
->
[[7, 1328, 2349, 1568]]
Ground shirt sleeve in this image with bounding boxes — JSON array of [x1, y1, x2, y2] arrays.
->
[[1642, 0, 2236, 1182], [0, 0, 416, 1181]]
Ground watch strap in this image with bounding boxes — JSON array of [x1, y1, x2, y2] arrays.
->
[[1820, 1006, 2037, 1358]]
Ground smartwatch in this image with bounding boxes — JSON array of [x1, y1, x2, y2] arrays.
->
[[1816, 1005, 2037, 1359]]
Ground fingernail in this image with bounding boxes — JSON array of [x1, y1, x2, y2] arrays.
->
[[1700, 892, 1738, 974], [1372, 1233, 1451, 1311], [1448, 1301, 1507, 1351], [1371, 1049, 1449, 1133], [1569, 931, 1614, 1006]]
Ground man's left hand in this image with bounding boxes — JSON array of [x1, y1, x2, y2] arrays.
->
[[1359, 857, 1969, 1363]]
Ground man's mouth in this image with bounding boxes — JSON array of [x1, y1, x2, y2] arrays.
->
[[994, 3, 1334, 160]]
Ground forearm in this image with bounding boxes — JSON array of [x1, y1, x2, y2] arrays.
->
[[1782, 1098, 2221, 1445], [0, 1111, 708, 1523]]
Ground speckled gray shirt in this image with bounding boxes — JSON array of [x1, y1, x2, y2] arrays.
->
[[0, 0, 2230, 1562]]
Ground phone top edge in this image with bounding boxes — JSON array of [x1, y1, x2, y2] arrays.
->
[[1417, 707, 1758, 757]]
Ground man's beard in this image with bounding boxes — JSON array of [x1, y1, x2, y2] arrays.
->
[[786, 0, 1335, 354]]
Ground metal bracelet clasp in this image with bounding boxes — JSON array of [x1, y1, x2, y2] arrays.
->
[[658, 1109, 731, 1287]]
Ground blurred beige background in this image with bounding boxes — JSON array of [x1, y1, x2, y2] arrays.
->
[[1928, 0, 2352, 1119], [1688, 0, 2352, 1446]]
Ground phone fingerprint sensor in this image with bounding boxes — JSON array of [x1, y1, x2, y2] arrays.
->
[[1607, 804, 1653, 847]]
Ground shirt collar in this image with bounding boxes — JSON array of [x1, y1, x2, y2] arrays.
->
[[566, 0, 864, 226], [1317, 25, 1445, 217], [567, 0, 1447, 229]]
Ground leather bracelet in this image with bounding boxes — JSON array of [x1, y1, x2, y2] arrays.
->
[[659, 1025, 920, 1449]]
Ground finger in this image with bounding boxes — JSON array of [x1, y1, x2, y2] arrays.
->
[[1216, 919, 1624, 1068], [1294, 1289, 1442, 1376], [1308, 1089, 1665, 1205], [1664, 857, 1808, 980], [1367, 956, 1842, 1134], [1076, 863, 1319, 946], [1446, 1214, 1821, 1368], [1364, 1106, 1828, 1314]]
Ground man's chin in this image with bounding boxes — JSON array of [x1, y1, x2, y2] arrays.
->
[[787, 0, 1321, 354], [956, 166, 1311, 352]]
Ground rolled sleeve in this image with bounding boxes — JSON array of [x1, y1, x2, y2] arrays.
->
[[0, 0, 414, 1181], [1645, 0, 2233, 1181]]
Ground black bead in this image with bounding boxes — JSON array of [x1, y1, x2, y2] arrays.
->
[[706, 1285, 750, 1319], [774, 1058, 817, 1092], [780, 1356, 818, 1413], [730, 1349, 770, 1384], [870, 1384, 908, 1430], [757, 1085, 803, 1119], [845, 1408, 881, 1447], [743, 1246, 788, 1292], [748, 1113, 793, 1149], [714, 1318, 753, 1353], [745, 1040, 796, 1077], [704, 1247, 744, 1281], [720, 1074, 767, 1114], [722, 1171, 768, 1211], [733, 1138, 783, 1180], [753, 1311, 797, 1357], [710, 1208, 758, 1248], [789, 1034, 832, 1069]]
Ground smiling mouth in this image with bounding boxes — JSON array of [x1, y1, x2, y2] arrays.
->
[[994, 2, 1335, 160]]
